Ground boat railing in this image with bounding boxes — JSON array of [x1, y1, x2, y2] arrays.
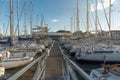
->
[[59, 43, 92, 80], [7, 53, 46, 80]]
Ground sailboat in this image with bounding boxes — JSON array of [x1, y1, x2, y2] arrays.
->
[[75, 45, 120, 62], [0, 0, 34, 69], [74, 0, 120, 62]]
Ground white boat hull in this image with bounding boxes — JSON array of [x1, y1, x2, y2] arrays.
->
[[0, 67, 5, 79], [76, 53, 120, 62], [0, 57, 33, 69], [10, 52, 36, 58]]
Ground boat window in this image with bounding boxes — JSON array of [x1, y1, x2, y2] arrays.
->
[[94, 51, 114, 53]]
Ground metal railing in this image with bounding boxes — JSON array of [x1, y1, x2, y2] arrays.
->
[[7, 52, 46, 80], [7, 41, 55, 80], [7, 41, 91, 80], [59, 42, 91, 80]]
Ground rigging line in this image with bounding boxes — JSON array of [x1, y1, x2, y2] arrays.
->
[[88, 0, 95, 31], [73, 10, 76, 32], [88, 1, 95, 32], [0, 0, 5, 27], [18, 2, 25, 23], [15, 2, 25, 34], [5, 19, 10, 35], [76, 0, 85, 31], [88, 1, 103, 33], [101, 0, 110, 30], [80, 15, 86, 31], [0, 0, 5, 18], [97, 16, 103, 33]]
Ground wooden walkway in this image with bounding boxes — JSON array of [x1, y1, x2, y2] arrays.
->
[[45, 41, 64, 80]]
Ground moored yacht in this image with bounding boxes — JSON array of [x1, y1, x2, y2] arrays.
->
[[90, 64, 120, 80], [75, 45, 120, 62]]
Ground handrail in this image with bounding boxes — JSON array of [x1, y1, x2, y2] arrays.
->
[[7, 53, 46, 80], [32, 55, 46, 80], [59, 43, 91, 80]]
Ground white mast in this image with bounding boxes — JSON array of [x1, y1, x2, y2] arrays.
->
[[76, 0, 80, 31], [17, 0, 19, 36], [24, 1, 27, 36], [10, 0, 14, 41], [70, 16, 73, 33], [86, 0, 89, 33], [109, 0, 112, 38], [40, 14, 43, 27], [95, 0, 98, 37], [74, 12, 76, 32], [30, 1, 33, 35]]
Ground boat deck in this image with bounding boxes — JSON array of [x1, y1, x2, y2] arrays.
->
[[45, 41, 64, 80]]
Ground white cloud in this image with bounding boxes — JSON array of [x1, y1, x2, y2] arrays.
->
[[51, 19, 59, 23], [91, 0, 116, 12]]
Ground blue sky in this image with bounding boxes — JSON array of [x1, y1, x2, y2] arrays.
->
[[0, 0, 120, 35]]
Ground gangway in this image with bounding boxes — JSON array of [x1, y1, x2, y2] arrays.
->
[[45, 41, 64, 80], [7, 41, 91, 80]]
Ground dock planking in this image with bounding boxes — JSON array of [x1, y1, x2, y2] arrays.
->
[[45, 41, 64, 80]]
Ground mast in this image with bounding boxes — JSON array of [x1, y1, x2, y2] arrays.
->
[[74, 12, 76, 32], [17, 0, 19, 36], [101, 0, 111, 37], [30, 1, 33, 35], [76, 0, 80, 31], [70, 16, 73, 33], [95, 0, 98, 37], [3, 23, 5, 36], [109, 0, 112, 38], [24, 1, 27, 36], [10, 0, 14, 43], [40, 14, 43, 27], [86, 0, 89, 33]]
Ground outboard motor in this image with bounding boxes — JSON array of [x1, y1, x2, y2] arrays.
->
[[6, 51, 11, 58], [74, 48, 81, 60], [23, 53, 26, 57]]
